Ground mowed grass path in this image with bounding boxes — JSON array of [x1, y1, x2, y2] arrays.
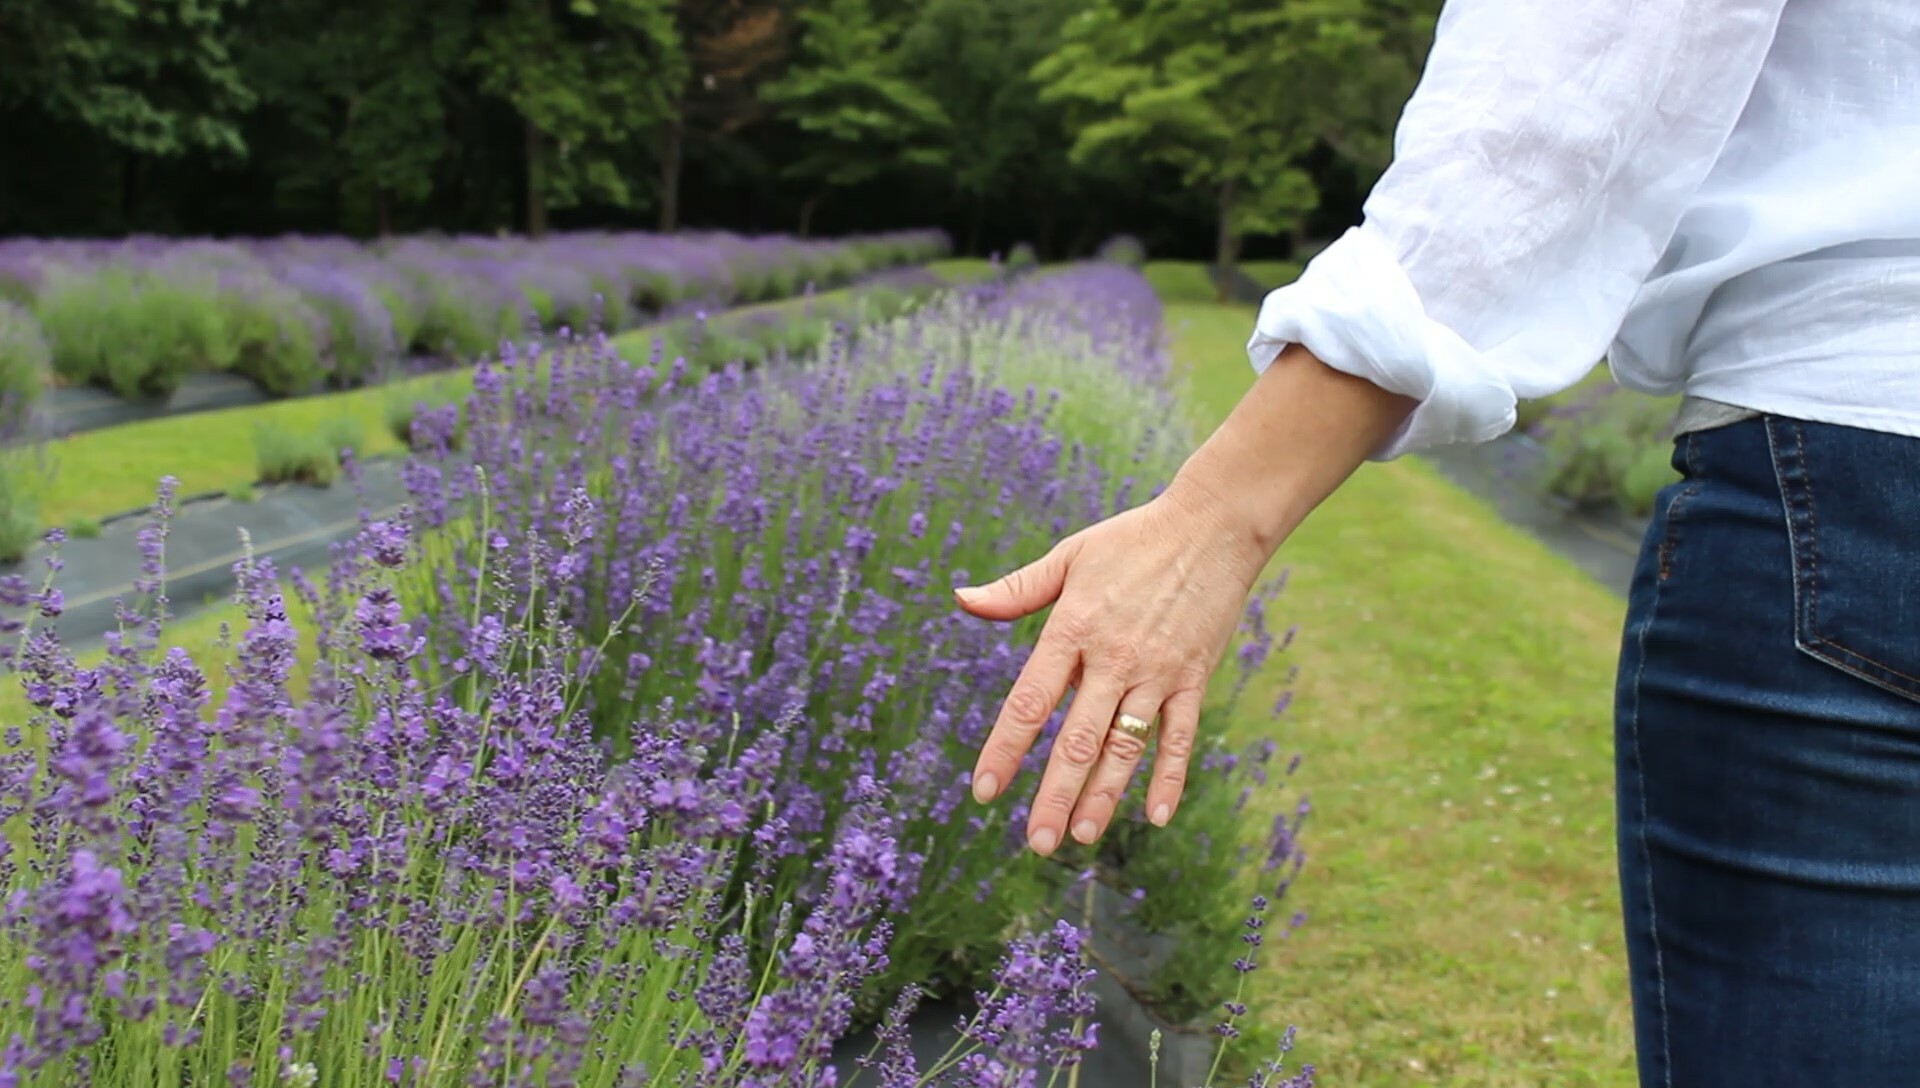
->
[[1167, 301, 1637, 1085]]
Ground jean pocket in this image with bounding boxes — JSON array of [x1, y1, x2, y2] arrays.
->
[[1767, 416, 1920, 705]]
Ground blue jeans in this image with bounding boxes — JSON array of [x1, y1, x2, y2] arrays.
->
[[1617, 415, 1920, 1086]]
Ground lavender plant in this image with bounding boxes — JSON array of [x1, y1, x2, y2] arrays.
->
[[0, 492, 1098, 1085], [1528, 378, 1682, 515], [1095, 235, 1148, 269], [394, 265, 1290, 1016], [0, 483, 1305, 1087], [1, 229, 950, 403]]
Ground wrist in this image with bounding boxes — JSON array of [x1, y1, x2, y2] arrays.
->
[[1161, 453, 1291, 584]]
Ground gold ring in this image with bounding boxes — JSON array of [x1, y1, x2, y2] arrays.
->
[[1112, 712, 1154, 742]]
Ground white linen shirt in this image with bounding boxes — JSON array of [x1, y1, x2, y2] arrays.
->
[[1247, 0, 1920, 460]]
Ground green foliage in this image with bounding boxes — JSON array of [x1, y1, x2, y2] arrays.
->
[[0, 0, 254, 157], [252, 422, 339, 486], [0, 429, 49, 562], [1005, 243, 1040, 272], [470, 0, 687, 226], [896, 0, 1080, 204], [239, 0, 470, 226], [319, 415, 366, 460], [1096, 234, 1149, 268], [0, 498, 37, 564], [218, 283, 328, 397], [1533, 381, 1682, 515], [31, 268, 226, 400], [1241, 260, 1303, 290], [68, 516, 102, 539], [1035, 0, 1414, 266], [762, 0, 951, 196], [0, 303, 50, 426]]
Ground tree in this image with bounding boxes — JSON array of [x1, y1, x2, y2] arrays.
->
[[1035, 0, 1394, 291], [241, 0, 473, 235], [897, 0, 1084, 254], [652, 0, 794, 232], [0, 0, 254, 159], [471, 0, 686, 236], [761, 0, 950, 236]]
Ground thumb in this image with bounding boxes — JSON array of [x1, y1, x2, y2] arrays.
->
[[955, 543, 1073, 621]]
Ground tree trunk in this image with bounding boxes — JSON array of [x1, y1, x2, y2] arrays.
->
[[797, 192, 822, 238], [657, 113, 684, 233], [1214, 178, 1242, 302], [524, 118, 549, 238]]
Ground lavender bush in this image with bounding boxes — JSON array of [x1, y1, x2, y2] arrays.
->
[[1527, 378, 1681, 515], [1095, 235, 1148, 269], [395, 264, 1301, 1017], [31, 266, 228, 399], [1, 229, 949, 403], [0, 262, 1317, 1085], [0, 303, 48, 426], [0, 515, 1308, 1085]]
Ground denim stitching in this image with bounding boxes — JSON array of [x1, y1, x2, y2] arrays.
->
[[1626, 484, 1682, 1086], [1771, 418, 1920, 700], [1656, 436, 1702, 583], [1795, 420, 1822, 635]]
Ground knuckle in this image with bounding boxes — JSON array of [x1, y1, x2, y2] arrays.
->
[[1055, 727, 1103, 767], [1080, 785, 1122, 814], [1174, 661, 1212, 690], [1035, 788, 1078, 818], [1104, 732, 1149, 762], [1003, 684, 1055, 728], [1158, 727, 1196, 760]]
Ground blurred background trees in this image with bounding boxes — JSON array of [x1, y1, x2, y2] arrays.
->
[[0, 0, 1437, 261]]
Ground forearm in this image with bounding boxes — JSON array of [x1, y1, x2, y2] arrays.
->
[[1165, 344, 1416, 572]]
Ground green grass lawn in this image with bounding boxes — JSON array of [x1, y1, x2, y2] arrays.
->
[[1142, 260, 1303, 305], [1167, 300, 1634, 1085], [927, 257, 1000, 283]]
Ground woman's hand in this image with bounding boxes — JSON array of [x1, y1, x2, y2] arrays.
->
[[954, 477, 1272, 856], [954, 343, 1418, 857]]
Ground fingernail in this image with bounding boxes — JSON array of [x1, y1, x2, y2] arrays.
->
[[1072, 820, 1098, 844], [973, 772, 999, 804], [954, 586, 985, 605], [1030, 827, 1059, 856], [1151, 804, 1171, 827]]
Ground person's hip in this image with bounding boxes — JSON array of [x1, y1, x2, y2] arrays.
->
[[1614, 413, 1920, 1087]]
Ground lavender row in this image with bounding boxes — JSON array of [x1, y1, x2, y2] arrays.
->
[[0, 229, 950, 407], [0, 264, 1313, 1086]]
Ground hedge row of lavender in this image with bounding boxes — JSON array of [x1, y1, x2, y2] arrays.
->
[[0, 265, 1314, 1086], [0, 230, 949, 404], [1519, 379, 1682, 516]]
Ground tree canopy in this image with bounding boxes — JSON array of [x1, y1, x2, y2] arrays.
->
[[0, 0, 1437, 260]]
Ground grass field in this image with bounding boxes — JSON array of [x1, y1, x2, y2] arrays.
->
[[1140, 260, 1304, 305], [1165, 300, 1636, 1085]]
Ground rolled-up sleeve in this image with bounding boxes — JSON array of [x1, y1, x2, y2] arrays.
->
[[1248, 0, 1788, 459]]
